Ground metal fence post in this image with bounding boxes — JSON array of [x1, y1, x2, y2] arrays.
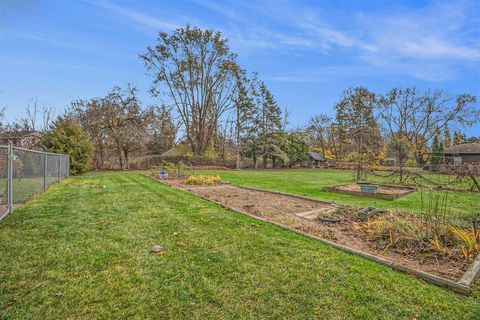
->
[[7, 142, 13, 216], [44, 153, 48, 192], [65, 155, 70, 177], [57, 156, 60, 181]]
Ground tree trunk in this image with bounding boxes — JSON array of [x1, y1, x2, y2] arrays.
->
[[470, 175, 480, 192], [118, 148, 127, 171], [356, 135, 363, 182], [124, 149, 129, 170], [236, 152, 242, 169]]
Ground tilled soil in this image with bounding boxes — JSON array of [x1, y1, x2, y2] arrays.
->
[[153, 175, 472, 281]]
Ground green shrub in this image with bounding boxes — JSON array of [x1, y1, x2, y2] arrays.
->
[[42, 117, 93, 175]]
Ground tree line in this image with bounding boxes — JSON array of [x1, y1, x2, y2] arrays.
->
[[308, 87, 478, 167], [1, 25, 478, 174]]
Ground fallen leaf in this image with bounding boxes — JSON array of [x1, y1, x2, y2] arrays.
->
[[251, 223, 260, 227], [176, 241, 186, 247]]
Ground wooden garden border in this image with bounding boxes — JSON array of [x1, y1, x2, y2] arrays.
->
[[324, 183, 417, 200], [143, 174, 479, 295]]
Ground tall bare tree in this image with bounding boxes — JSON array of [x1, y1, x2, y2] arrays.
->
[[307, 113, 332, 154], [7, 98, 55, 133], [141, 26, 240, 155], [99, 85, 147, 170], [335, 87, 380, 181], [377, 87, 478, 164]]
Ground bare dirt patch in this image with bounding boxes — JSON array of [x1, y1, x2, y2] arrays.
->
[[325, 183, 416, 200], [151, 174, 473, 281]]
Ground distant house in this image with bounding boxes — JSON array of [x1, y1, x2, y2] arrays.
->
[[444, 143, 480, 165], [385, 158, 397, 166], [307, 151, 326, 168], [0, 131, 43, 150]]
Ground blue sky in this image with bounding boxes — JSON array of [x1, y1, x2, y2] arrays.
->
[[1, 0, 479, 135]]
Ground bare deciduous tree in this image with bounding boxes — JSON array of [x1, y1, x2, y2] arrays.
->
[[307, 113, 333, 155], [141, 26, 240, 155], [377, 87, 478, 164], [70, 85, 150, 170], [335, 87, 381, 181], [8, 98, 55, 133]]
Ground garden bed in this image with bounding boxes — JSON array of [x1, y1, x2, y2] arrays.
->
[[163, 177, 335, 216], [149, 173, 478, 286], [325, 183, 416, 200]]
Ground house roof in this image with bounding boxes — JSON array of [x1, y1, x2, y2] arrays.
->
[[308, 151, 325, 161], [444, 143, 480, 155], [0, 130, 41, 139]]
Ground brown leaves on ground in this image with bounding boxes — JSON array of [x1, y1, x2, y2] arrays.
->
[[176, 241, 186, 247]]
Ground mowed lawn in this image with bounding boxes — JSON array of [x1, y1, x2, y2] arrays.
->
[[191, 169, 480, 218], [0, 172, 479, 319]]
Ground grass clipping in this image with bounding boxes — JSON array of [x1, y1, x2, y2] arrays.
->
[[186, 175, 223, 186]]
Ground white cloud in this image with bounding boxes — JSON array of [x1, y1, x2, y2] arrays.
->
[[193, 0, 373, 53], [360, 1, 480, 62], [270, 60, 460, 83], [89, 0, 180, 31], [88, 0, 480, 82]]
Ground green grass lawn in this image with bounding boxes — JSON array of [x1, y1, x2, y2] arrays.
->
[[0, 171, 479, 319], [0, 176, 61, 206], [188, 169, 480, 219]]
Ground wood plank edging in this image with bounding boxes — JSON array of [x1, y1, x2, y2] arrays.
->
[[459, 254, 480, 287]]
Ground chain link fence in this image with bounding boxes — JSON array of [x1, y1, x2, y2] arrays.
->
[[0, 143, 69, 221]]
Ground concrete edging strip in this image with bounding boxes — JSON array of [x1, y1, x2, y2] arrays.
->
[[143, 174, 475, 295]]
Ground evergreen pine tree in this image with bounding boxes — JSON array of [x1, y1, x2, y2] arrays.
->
[[430, 134, 444, 166], [42, 117, 93, 174], [256, 81, 287, 167], [234, 72, 258, 168]]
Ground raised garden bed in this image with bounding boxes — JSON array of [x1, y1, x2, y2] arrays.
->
[[147, 173, 480, 294], [324, 183, 416, 200]]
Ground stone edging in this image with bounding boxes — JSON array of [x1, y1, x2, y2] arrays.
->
[[142, 173, 479, 295]]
